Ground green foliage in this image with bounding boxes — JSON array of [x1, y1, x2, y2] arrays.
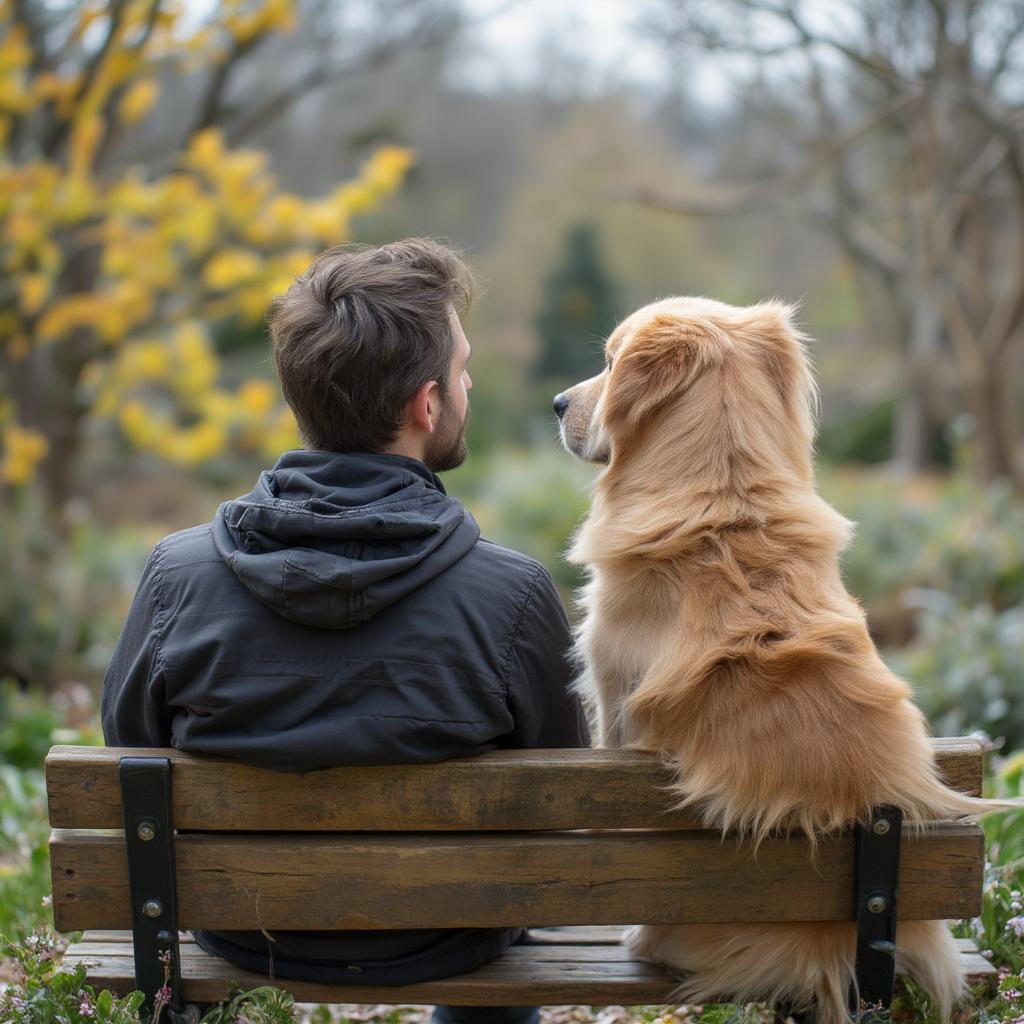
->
[[0, 765, 50, 940], [889, 595, 1024, 751], [0, 682, 96, 940], [534, 222, 620, 386], [448, 446, 595, 593], [817, 400, 898, 466], [825, 473, 1024, 609], [0, 931, 145, 1024], [954, 751, 1024, 974], [817, 399, 951, 467], [200, 986, 296, 1024], [0, 683, 59, 770], [970, 967, 1024, 1023], [0, 491, 152, 689]]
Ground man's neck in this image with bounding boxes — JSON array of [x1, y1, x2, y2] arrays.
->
[[382, 431, 427, 464]]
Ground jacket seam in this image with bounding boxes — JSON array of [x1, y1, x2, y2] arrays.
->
[[149, 544, 169, 680], [500, 563, 546, 701]]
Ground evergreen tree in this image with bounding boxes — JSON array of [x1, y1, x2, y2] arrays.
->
[[534, 223, 619, 383]]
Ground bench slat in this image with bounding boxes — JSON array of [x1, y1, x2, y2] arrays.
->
[[59, 931, 996, 1007], [45, 739, 985, 832], [50, 824, 983, 932]]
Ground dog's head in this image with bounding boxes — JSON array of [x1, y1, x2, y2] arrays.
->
[[554, 297, 816, 484]]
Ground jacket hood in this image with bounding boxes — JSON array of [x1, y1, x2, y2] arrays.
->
[[212, 450, 480, 629]]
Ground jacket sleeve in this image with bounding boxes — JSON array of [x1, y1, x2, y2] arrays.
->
[[100, 547, 174, 748], [502, 565, 591, 749]]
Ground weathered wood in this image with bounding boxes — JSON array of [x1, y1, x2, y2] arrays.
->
[[50, 824, 984, 932], [44, 738, 985, 831], [59, 932, 996, 1006]]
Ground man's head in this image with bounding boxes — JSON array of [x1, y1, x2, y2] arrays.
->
[[268, 237, 475, 471]]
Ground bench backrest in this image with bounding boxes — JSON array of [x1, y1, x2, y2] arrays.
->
[[46, 739, 985, 933]]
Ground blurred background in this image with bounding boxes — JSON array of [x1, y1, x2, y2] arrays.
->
[[3, 4, 1024, 993], [2, 0, 1024, 758]]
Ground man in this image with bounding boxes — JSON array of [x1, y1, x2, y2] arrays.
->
[[101, 238, 590, 1024]]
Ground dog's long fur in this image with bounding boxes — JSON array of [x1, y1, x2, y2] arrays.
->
[[557, 297, 1019, 1024]]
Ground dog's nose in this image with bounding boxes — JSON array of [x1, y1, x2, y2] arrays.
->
[[553, 393, 569, 419]]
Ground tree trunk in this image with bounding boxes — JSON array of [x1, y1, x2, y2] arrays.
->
[[891, 290, 943, 474], [967, 356, 1019, 487]]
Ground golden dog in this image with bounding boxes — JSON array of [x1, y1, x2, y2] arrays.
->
[[555, 297, 1017, 1023]]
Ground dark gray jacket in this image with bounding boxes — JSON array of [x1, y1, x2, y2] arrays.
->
[[101, 450, 589, 985]]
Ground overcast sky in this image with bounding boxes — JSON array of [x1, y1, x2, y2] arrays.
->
[[453, 0, 735, 107]]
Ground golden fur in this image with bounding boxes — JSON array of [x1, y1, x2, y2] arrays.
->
[[557, 296, 1018, 1023]]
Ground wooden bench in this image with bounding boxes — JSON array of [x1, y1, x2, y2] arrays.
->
[[46, 740, 995, 1017]]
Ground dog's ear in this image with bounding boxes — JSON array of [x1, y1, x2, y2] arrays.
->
[[603, 313, 718, 428], [744, 301, 813, 409]]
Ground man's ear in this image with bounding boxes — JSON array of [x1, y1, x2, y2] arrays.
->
[[409, 379, 441, 434], [603, 314, 718, 428]]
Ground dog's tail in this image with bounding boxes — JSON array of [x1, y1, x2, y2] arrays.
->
[[626, 919, 966, 1024], [626, 921, 856, 1024], [887, 770, 1024, 827]]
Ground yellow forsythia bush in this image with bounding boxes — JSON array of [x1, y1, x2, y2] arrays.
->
[[0, 0, 415, 490]]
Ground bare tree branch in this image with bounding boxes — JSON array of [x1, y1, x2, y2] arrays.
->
[[222, 15, 455, 146], [41, 0, 129, 158]]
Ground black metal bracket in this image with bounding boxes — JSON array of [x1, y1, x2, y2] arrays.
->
[[851, 805, 903, 1014], [120, 756, 181, 1020]]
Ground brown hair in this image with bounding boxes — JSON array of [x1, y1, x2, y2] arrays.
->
[[267, 237, 475, 453]]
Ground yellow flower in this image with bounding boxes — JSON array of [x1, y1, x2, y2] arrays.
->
[[201, 389, 238, 426], [238, 378, 275, 417], [118, 340, 170, 382], [118, 78, 159, 126], [2, 423, 48, 485], [305, 199, 348, 242], [118, 400, 162, 447], [260, 405, 301, 459], [332, 182, 377, 217], [172, 321, 217, 393], [203, 249, 263, 290], [187, 127, 225, 171], [36, 293, 105, 341], [54, 173, 97, 223], [18, 273, 48, 315], [157, 419, 227, 465], [361, 145, 416, 195]]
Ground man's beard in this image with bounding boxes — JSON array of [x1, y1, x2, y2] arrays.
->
[[423, 394, 470, 472]]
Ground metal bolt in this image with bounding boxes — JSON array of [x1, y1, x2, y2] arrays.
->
[[137, 820, 157, 841], [872, 818, 891, 836], [142, 899, 163, 919], [866, 895, 888, 914]]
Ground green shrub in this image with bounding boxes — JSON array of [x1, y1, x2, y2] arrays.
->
[[888, 593, 1024, 752], [954, 750, 1024, 972], [0, 683, 99, 940], [448, 446, 595, 593], [0, 931, 144, 1024], [823, 473, 1024, 610], [0, 766, 51, 940], [0, 493, 151, 691]]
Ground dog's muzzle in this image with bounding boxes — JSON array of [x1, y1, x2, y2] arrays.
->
[[553, 392, 569, 419]]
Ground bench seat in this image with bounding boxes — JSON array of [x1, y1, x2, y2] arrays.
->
[[62, 928, 995, 1007]]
